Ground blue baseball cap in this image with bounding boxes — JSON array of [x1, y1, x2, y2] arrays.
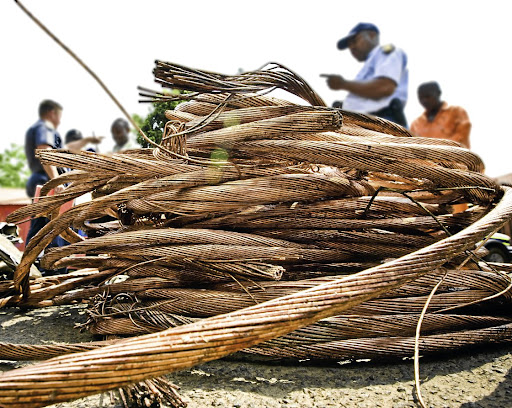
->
[[337, 22, 379, 50]]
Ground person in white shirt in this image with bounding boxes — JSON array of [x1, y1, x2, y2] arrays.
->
[[322, 22, 409, 127]]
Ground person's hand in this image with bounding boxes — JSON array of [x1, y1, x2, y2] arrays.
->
[[320, 74, 346, 90], [86, 136, 105, 144], [53, 185, 65, 194]]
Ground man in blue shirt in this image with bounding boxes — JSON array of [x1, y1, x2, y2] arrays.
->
[[24, 99, 67, 256], [322, 22, 409, 127], [25, 99, 64, 199], [24, 100, 104, 273]]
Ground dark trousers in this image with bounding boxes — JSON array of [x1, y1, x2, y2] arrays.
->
[[26, 216, 68, 248], [25, 172, 68, 274], [370, 98, 408, 128], [26, 172, 48, 198]]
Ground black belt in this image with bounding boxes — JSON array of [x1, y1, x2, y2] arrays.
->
[[370, 98, 407, 127]]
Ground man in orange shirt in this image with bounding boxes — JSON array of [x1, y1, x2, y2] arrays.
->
[[410, 81, 471, 148]]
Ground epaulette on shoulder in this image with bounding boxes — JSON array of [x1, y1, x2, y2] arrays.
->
[[381, 44, 395, 54]]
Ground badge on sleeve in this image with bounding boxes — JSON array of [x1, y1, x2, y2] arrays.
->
[[381, 44, 395, 54]]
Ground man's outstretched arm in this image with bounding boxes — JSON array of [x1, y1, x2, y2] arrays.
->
[[321, 74, 396, 100]]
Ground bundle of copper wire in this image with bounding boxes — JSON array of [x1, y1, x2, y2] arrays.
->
[[1, 62, 511, 408]]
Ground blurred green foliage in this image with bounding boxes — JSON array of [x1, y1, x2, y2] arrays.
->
[[133, 92, 184, 148], [0, 144, 30, 188]]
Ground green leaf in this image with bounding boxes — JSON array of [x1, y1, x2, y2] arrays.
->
[[133, 92, 185, 148], [0, 144, 30, 188]]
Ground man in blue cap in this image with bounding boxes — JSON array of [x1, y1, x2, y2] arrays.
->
[[321, 22, 409, 127]]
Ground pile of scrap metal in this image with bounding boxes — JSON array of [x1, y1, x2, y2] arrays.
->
[[1, 62, 511, 408]]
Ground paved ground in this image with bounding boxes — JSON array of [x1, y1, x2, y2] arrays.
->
[[1, 305, 511, 407]]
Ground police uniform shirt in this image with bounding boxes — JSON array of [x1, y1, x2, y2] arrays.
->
[[343, 44, 408, 114], [25, 119, 63, 174]]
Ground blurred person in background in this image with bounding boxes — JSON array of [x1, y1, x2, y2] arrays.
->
[[410, 81, 471, 148], [111, 118, 139, 152], [64, 128, 83, 145], [24, 100, 102, 258], [25, 99, 64, 201], [322, 22, 408, 127], [65, 129, 102, 152], [411, 81, 471, 214]]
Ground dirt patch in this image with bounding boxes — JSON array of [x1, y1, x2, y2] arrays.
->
[[1, 305, 511, 407]]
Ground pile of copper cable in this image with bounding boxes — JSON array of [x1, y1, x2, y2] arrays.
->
[[0, 62, 511, 408]]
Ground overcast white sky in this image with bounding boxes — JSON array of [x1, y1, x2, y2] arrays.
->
[[1, 0, 510, 177]]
